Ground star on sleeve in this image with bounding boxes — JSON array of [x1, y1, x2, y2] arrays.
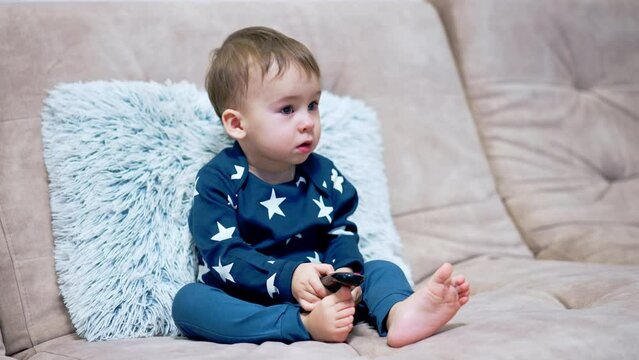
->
[[197, 260, 210, 283], [193, 177, 200, 197], [211, 221, 235, 241], [313, 195, 333, 223], [306, 251, 322, 264], [212, 258, 235, 283], [226, 194, 237, 209], [329, 226, 354, 236], [331, 169, 344, 193], [267, 273, 280, 298], [231, 165, 245, 180]]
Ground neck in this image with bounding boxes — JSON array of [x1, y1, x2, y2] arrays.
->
[[249, 165, 295, 185]]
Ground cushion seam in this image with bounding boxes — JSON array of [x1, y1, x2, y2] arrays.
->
[[0, 201, 36, 355]]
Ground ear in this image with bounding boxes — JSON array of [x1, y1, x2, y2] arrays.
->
[[221, 109, 246, 140]]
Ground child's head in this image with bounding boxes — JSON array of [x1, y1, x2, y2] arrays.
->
[[206, 26, 323, 181], [205, 26, 320, 118]]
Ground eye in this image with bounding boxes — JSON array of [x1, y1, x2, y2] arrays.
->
[[280, 105, 294, 115], [308, 101, 319, 112]]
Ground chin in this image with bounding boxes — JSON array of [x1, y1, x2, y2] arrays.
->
[[292, 153, 311, 164]]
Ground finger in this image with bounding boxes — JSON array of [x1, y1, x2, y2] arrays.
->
[[299, 299, 316, 312], [301, 291, 321, 305], [310, 277, 329, 298], [315, 263, 335, 275]]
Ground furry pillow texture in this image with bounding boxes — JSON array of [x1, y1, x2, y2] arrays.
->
[[41, 80, 410, 341]]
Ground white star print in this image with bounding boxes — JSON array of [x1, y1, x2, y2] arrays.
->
[[329, 226, 354, 236], [231, 165, 244, 180], [260, 189, 286, 219], [212, 258, 235, 283], [286, 233, 302, 245], [331, 169, 344, 194], [193, 177, 199, 197], [313, 195, 333, 223], [307, 251, 321, 264], [197, 262, 209, 283], [267, 273, 280, 298], [296, 176, 307, 187], [227, 194, 237, 210], [322, 181, 327, 188], [211, 221, 235, 241], [267, 260, 275, 264]]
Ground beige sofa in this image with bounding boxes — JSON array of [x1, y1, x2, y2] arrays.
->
[[1, 0, 638, 359]]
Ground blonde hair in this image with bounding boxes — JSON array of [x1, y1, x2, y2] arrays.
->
[[205, 26, 321, 117]]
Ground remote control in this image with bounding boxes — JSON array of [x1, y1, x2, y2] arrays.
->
[[321, 272, 365, 293]]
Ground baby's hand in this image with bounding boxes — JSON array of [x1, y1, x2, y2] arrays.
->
[[292, 263, 334, 311]]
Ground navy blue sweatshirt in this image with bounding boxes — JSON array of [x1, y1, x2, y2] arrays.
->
[[189, 142, 364, 305]]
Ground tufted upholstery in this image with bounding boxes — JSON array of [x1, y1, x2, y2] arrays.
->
[[348, 255, 639, 359], [0, 1, 527, 358], [1, 0, 639, 359], [434, 0, 639, 264]]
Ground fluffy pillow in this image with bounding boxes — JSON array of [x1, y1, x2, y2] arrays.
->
[[41, 80, 411, 341]]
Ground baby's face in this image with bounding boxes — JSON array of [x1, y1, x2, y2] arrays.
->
[[239, 63, 321, 175]]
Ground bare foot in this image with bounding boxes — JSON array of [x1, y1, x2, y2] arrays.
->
[[300, 287, 356, 342], [386, 263, 470, 348]]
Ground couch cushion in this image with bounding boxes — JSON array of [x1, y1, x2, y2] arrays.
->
[[0, 117, 76, 356], [433, 0, 639, 264], [349, 256, 639, 359], [20, 335, 359, 360]]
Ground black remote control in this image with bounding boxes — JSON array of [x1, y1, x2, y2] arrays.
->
[[321, 272, 365, 293]]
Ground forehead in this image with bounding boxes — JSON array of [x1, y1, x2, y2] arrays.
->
[[246, 62, 320, 101]]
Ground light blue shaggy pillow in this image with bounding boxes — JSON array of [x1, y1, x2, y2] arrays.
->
[[41, 80, 410, 341]]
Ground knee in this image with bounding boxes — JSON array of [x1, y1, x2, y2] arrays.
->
[[172, 282, 213, 339], [172, 283, 201, 320], [365, 260, 402, 273], [363, 260, 407, 284]]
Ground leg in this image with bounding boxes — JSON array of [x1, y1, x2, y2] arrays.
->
[[172, 282, 310, 344], [360, 260, 414, 336], [385, 262, 470, 347]]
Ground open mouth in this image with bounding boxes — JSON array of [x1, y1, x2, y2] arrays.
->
[[296, 140, 313, 153]]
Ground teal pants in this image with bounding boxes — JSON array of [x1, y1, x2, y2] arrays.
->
[[172, 260, 412, 344]]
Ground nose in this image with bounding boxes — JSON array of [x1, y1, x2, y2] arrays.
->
[[298, 111, 316, 132]]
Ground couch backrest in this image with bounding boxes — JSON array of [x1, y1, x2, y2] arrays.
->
[[433, 0, 639, 264], [0, 1, 528, 355]]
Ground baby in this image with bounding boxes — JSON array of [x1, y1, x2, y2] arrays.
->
[[172, 26, 470, 348]]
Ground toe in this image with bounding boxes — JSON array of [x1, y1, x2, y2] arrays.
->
[[456, 282, 470, 294], [452, 275, 466, 286], [459, 295, 470, 306], [432, 263, 453, 284]]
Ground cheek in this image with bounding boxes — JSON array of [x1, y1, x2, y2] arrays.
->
[[265, 124, 294, 143]]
